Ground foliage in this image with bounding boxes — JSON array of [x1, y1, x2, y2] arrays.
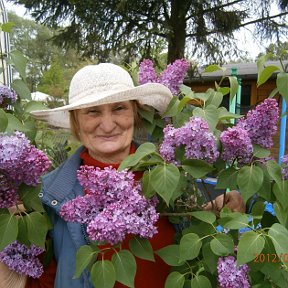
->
[[72, 58, 288, 287], [9, 0, 288, 63]]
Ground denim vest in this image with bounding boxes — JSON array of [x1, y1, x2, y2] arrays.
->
[[40, 146, 93, 288]]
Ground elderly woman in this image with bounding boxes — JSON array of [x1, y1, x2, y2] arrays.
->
[[1, 63, 245, 288]]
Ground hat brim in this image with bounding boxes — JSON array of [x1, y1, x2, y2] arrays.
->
[[30, 83, 173, 129]]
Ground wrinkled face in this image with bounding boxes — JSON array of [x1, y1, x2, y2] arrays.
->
[[75, 101, 135, 163]]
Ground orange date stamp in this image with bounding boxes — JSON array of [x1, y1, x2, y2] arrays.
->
[[254, 253, 288, 263]]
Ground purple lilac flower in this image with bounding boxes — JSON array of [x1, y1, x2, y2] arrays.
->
[[138, 59, 189, 95], [159, 59, 190, 95], [281, 154, 288, 180], [0, 132, 50, 208], [60, 167, 159, 245], [217, 256, 250, 288], [0, 132, 51, 187], [138, 59, 158, 84], [0, 241, 44, 278], [237, 99, 279, 149], [160, 117, 219, 164], [220, 126, 253, 164], [0, 85, 17, 108], [0, 174, 18, 208]]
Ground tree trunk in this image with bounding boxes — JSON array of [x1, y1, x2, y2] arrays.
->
[[167, 0, 189, 63]]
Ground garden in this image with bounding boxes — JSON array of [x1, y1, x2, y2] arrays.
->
[[1, 18, 288, 288]]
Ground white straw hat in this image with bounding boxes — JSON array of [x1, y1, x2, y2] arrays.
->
[[30, 63, 173, 129]]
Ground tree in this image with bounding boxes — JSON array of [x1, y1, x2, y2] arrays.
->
[[8, 0, 288, 64], [7, 12, 92, 99], [256, 41, 288, 60]]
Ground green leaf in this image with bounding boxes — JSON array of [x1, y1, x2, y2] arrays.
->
[[210, 233, 234, 256], [17, 217, 30, 246], [90, 260, 116, 288], [180, 84, 194, 97], [74, 245, 98, 278], [193, 104, 219, 131], [0, 108, 8, 132], [0, 214, 18, 250], [266, 160, 283, 184], [182, 159, 214, 179], [276, 72, 288, 103], [191, 211, 216, 224], [5, 113, 30, 133], [163, 96, 180, 117], [204, 64, 224, 73], [24, 101, 48, 113], [274, 202, 288, 227], [118, 142, 157, 170], [237, 231, 265, 264], [237, 165, 264, 202], [150, 164, 180, 205], [218, 212, 250, 229], [1, 22, 15, 33], [129, 237, 155, 262], [179, 233, 202, 261], [9, 50, 28, 81], [178, 95, 194, 112], [19, 184, 44, 212], [141, 170, 156, 198], [156, 244, 184, 266], [257, 65, 280, 87], [268, 223, 288, 269], [190, 275, 212, 288], [206, 90, 223, 108], [253, 144, 271, 158], [273, 181, 288, 209], [202, 242, 218, 273], [11, 79, 31, 100], [26, 212, 49, 248], [218, 86, 230, 96], [215, 167, 238, 190], [218, 107, 242, 120], [138, 107, 155, 123], [228, 76, 238, 99], [112, 250, 136, 287], [165, 271, 185, 288]]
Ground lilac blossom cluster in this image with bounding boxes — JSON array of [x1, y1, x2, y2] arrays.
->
[[60, 166, 159, 245], [236, 98, 279, 149], [217, 256, 250, 288], [0, 85, 17, 108], [0, 241, 44, 278], [160, 116, 219, 164], [0, 132, 51, 208], [220, 126, 253, 164], [281, 154, 288, 180], [138, 59, 189, 95]]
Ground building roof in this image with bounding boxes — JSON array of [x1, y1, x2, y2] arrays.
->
[[187, 61, 286, 83]]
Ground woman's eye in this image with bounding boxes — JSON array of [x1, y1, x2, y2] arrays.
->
[[87, 109, 99, 114], [114, 106, 124, 111]]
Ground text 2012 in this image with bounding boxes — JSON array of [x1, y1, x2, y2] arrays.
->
[[254, 253, 288, 263]]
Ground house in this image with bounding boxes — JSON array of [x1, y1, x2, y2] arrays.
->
[[184, 61, 288, 160]]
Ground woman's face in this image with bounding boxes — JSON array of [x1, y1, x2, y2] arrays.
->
[[76, 101, 135, 163]]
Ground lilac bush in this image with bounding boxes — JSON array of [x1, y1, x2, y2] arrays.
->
[[60, 166, 159, 245], [160, 116, 219, 164], [236, 98, 279, 149], [220, 126, 253, 164], [217, 256, 250, 288], [0, 241, 44, 278], [0, 132, 51, 208], [138, 58, 189, 95], [0, 85, 17, 109]]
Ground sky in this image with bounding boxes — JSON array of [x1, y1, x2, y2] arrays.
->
[[2, 1, 280, 61]]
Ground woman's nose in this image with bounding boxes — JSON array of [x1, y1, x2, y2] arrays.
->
[[99, 114, 116, 132]]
